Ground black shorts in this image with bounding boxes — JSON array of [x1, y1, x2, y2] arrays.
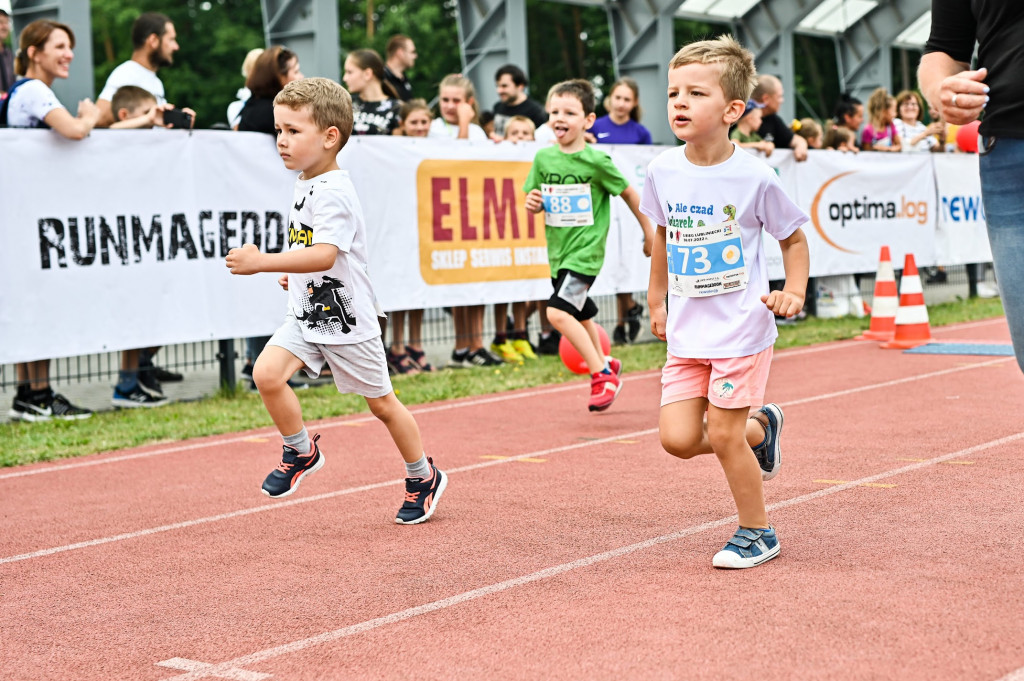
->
[[548, 269, 598, 322]]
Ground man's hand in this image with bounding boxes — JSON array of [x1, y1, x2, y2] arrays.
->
[[226, 244, 264, 275], [761, 289, 804, 318], [525, 189, 544, 214]]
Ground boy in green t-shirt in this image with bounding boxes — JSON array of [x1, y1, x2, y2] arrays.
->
[[524, 79, 653, 413]]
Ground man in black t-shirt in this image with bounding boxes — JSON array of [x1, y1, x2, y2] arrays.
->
[[491, 64, 548, 138], [383, 34, 416, 102], [751, 74, 808, 162], [920, 1, 1024, 375]]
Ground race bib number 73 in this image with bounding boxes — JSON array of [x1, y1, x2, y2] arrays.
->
[[667, 220, 748, 297]]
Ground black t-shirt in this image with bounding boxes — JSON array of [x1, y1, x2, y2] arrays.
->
[[383, 66, 413, 102], [757, 113, 794, 149], [924, 0, 1024, 138], [493, 97, 548, 136], [237, 97, 276, 136], [352, 96, 401, 135]]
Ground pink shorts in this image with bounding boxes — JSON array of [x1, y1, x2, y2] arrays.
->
[[660, 347, 774, 409]]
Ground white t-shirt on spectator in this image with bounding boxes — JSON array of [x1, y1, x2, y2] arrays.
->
[[427, 117, 488, 141], [285, 169, 381, 346], [640, 144, 809, 359], [6, 79, 63, 127], [98, 60, 166, 105], [894, 118, 937, 153]]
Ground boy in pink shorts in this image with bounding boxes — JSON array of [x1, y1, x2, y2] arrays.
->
[[641, 36, 810, 569]]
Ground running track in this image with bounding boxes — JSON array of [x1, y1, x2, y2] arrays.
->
[[2, 318, 1023, 681]]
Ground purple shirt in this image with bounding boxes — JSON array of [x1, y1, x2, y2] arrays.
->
[[591, 116, 652, 145]]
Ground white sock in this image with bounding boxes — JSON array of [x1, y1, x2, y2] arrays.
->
[[405, 455, 431, 479]]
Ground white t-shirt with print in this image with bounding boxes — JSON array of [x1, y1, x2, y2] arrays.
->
[[641, 144, 808, 359], [427, 117, 488, 141], [98, 60, 166, 104], [284, 170, 381, 345], [894, 118, 937, 153], [6, 79, 63, 127]]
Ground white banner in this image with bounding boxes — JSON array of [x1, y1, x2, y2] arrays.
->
[[932, 153, 992, 265], [0, 130, 991, 364]]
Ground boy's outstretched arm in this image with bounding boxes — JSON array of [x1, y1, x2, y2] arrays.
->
[[226, 243, 338, 276], [647, 224, 669, 341], [620, 186, 654, 257], [762, 227, 809, 318]]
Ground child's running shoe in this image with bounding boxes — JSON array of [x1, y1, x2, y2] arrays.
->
[[750, 403, 783, 481], [490, 340, 523, 363], [588, 371, 622, 412], [712, 526, 780, 569], [395, 458, 448, 524], [468, 348, 504, 367], [607, 357, 622, 376], [261, 434, 325, 498], [112, 385, 168, 408], [511, 338, 538, 360]]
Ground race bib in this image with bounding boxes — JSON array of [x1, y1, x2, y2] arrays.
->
[[541, 183, 594, 227], [666, 219, 748, 297]]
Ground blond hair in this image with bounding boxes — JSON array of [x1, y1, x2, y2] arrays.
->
[[867, 87, 894, 129], [794, 117, 822, 141], [669, 34, 757, 104], [503, 115, 536, 139], [438, 74, 480, 124], [274, 77, 354, 149]]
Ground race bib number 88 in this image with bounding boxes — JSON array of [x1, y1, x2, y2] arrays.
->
[[541, 183, 594, 227], [667, 220, 748, 297]]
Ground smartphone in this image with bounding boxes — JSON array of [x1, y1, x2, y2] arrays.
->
[[162, 108, 193, 130]]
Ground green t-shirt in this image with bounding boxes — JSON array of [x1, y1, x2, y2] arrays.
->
[[523, 144, 629, 277], [730, 128, 763, 143]]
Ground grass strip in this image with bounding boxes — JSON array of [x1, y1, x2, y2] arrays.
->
[[0, 297, 1005, 468]]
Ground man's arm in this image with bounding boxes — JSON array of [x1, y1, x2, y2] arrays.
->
[[789, 133, 808, 161], [226, 243, 338, 276], [918, 53, 987, 126]]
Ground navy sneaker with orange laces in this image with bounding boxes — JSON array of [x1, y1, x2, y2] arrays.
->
[[261, 434, 325, 498], [395, 458, 448, 525]]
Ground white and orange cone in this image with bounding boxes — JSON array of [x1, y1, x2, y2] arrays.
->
[[856, 246, 898, 341], [881, 253, 933, 349]]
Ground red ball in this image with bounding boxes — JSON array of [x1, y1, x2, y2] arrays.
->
[[558, 324, 611, 374], [956, 120, 981, 153]]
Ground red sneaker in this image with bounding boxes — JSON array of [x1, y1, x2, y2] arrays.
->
[[588, 371, 622, 412]]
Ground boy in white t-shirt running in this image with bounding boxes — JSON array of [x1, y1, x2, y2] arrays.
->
[[641, 36, 810, 569], [226, 78, 447, 524]]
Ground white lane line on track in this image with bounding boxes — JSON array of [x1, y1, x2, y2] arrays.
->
[[0, 377, 659, 481], [156, 429, 1024, 681], [0, 356, 1013, 567], [997, 666, 1024, 681]]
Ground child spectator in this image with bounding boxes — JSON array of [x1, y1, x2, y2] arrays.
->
[[478, 110, 496, 139], [822, 93, 863, 149], [489, 116, 539, 363], [730, 98, 775, 156], [824, 125, 858, 152], [861, 87, 901, 151], [591, 77, 653, 346], [3, 19, 98, 421], [225, 78, 447, 522], [793, 117, 823, 149], [343, 48, 401, 135], [641, 36, 810, 569], [387, 99, 435, 373], [524, 79, 654, 412], [428, 74, 502, 367], [503, 114, 535, 142], [894, 90, 942, 153], [227, 48, 263, 128]]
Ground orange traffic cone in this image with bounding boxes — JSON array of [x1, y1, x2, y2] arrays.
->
[[881, 253, 933, 349], [856, 246, 898, 341]]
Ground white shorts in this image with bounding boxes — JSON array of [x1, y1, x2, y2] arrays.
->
[[268, 314, 393, 398]]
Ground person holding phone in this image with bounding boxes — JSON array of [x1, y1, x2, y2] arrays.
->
[[95, 12, 195, 129]]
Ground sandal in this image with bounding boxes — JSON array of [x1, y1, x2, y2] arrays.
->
[[405, 345, 435, 372], [386, 350, 420, 375]]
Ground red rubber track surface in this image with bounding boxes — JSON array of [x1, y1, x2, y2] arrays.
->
[[2, 318, 1023, 681]]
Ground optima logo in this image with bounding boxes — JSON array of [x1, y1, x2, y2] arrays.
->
[[811, 170, 929, 254]]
